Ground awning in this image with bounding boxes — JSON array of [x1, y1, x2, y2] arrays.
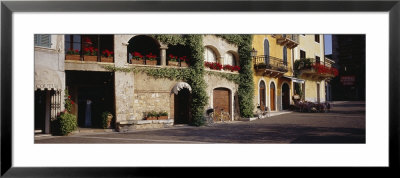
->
[[34, 68, 62, 90], [283, 76, 305, 83], [172, 82, 192, 95]]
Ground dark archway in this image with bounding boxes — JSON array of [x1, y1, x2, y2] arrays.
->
[[282, 83, 290, 110], [127, 35, 160, 64], [174, 88, 191, 124]]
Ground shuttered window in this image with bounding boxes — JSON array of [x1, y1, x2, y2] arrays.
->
[[224, 52, 236, 66], [204, 47, 217, 62], [34, 34, 51, 48]]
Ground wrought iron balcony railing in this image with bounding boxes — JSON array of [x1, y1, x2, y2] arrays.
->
[[253, 55, 289, 73]]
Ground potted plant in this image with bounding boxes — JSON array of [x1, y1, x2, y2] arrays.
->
[[179, 56, 189, 67], [145, 111, 158, 120], [158, 111, 168, 120], [101, 49, 114, 63], [145, 53, 157, 65], [83, 46, 98, 62], [168, 54, 179, 66], [65, 48, 81, 61], [101, 111, 113, 129], [130, 51, 144, 65]]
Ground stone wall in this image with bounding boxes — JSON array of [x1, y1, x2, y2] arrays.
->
[[133, 72, 182, 120]]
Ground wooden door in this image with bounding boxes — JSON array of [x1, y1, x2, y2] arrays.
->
[[270, 83, 276, 111], [213, 88, 230, 118], [259, 81, 266, 109]]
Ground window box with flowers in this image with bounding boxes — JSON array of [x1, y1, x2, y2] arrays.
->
[[145, 53, 157, 65], [101, 49, 114, 63], [83, 47, 98, 62], [168, 54, 179, 66], [65, 48, 81, 61], [130, 52, 145, 65], [205, 61, 223, 70], [158, 111, 168, 120], [179, 56, 189, 67], [222, 64, 241, 72], [145, 111, 158, 120]]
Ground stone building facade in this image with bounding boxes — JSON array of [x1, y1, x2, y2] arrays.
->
[[34, 34, 242, 132]]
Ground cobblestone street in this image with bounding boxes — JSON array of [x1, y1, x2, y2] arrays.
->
[[35, 101, 365, 144]]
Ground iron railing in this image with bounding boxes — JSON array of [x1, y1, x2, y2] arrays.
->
[[253, 55, 289, 72]]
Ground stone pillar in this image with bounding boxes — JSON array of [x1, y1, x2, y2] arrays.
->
[[160, 43, 168, 66], [114, 35, 136, 123]]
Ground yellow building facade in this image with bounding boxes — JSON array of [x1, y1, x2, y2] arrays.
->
[[252, 35, 298, 112], [293, 34, 331, 103]]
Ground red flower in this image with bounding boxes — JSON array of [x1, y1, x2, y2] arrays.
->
[[68, 95, 71, 99], [71, 101, 75, 105]]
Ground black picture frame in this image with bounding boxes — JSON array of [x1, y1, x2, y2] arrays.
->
[[1, 0, 399, 177]]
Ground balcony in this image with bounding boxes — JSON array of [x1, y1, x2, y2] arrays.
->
[[294, 58, 338, 80], [253, 55, 289, 78], [275, 34, 299, 49]]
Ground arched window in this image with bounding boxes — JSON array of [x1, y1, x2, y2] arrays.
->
[[283, 46, 288, 65], [264, 39, 270, 64], [204, 47, 217, 63], [224, 52, 236, 66]]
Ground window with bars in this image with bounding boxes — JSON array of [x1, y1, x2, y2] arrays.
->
[[34, 34, 51, 48]]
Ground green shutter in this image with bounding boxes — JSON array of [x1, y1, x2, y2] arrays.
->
[[34, 34, 51, 48]]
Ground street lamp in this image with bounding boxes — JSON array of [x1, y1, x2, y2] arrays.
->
[[250, 48, 258, 58]]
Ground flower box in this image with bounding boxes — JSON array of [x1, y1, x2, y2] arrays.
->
[[146, 60, 157, 65], [84, 55, 98, 62], [145, 116, 157, 120], [157, 116, 168, 120], [131, 59, 145, 65], [65, 54, 81, 61], [180, 61, 188, 67], [168, 61, 179, 66], [101, 57, 114, 63]]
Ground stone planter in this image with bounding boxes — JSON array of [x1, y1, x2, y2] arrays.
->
[[146, 60, 157, 65], [145, 116, 157, 120], [131, 59, 145, 65], [180, 61, 188, 67], [157, 116, 168, 120], [101, 57, 114, 63], [168, 61, 179, 66], [65, 54, 81, 61], [84, 55, 98, 62]]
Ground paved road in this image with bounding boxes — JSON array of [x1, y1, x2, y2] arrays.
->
[[35, 101, 365, 144]]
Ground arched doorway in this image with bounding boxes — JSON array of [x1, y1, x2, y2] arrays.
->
[[213, 88, 231, 121], [282, 83, 290, 110], [174, 88, 191, 124], [259, 80, 266, 109], [270, 82, 276, 111]]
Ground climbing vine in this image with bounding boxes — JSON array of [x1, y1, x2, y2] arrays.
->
[[217, 34, 255, 118]]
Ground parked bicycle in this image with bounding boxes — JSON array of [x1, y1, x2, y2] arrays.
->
[[256, 104, 270, 119]]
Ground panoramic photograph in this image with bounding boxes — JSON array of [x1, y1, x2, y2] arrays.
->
[[33, 34, 366, 144]]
